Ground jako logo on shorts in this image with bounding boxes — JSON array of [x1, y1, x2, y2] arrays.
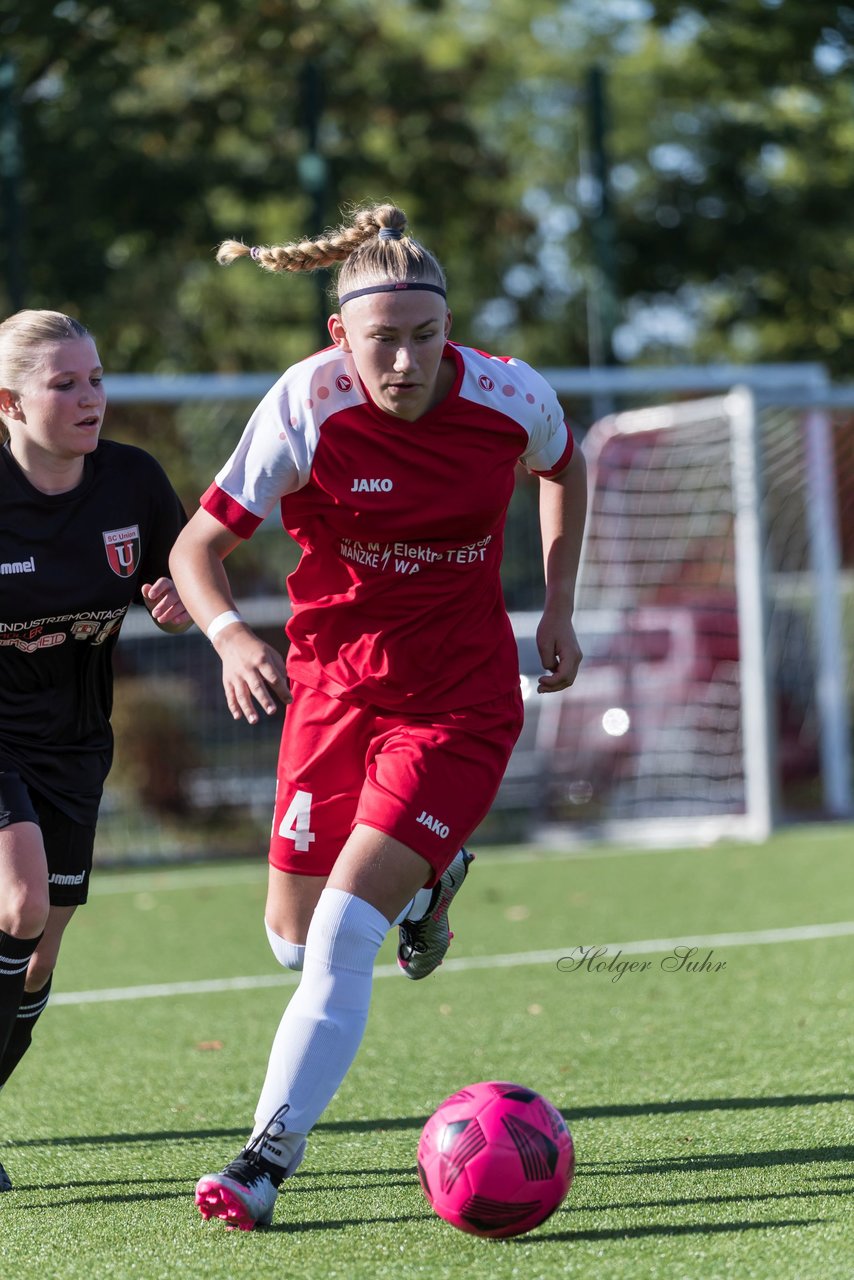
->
[[416, 810, 450, 839]]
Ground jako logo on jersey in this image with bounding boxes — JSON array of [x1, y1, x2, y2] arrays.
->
[[478, 374, 495, 392], [103, 525, 140, 577], [336, 374, 353, 392], [416, 810, 450, 839], [0, 556, 35, 575], [350, 478, 393, 493]]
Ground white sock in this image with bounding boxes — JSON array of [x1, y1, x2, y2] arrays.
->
[[407, 885, 435, 921], [391, 885, 434, 927], [264, 919, 306, 971], [252, 888, 388, 1167]]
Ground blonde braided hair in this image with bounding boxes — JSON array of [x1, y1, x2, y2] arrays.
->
[[217, 203, 446, 303]]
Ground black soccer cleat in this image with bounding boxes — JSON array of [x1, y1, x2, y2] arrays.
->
[[0, 1160, 12, 1192]]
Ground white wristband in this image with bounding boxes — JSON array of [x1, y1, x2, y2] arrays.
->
[[206, 610, 243, 642]]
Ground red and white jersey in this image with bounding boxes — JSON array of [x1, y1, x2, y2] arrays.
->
[[202, 341, 574, 711]]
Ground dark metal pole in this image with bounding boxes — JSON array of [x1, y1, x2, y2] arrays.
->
[[298, 61, 329, 349], [585, 65, 618, 368], [0, 55, 25, 312]]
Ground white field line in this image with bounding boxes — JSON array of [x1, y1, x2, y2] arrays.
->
[[88, 864, 270, 895], [52, 920, 854, 1007], [80, 841, 762, 896], [84, 850, 607, 896], [87, 823, 854, 896]]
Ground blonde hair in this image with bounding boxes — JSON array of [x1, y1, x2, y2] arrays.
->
[[0, 310, 91, 439], [217, 202, 447, 303]]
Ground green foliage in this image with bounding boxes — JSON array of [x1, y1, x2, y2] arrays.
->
[[1, 2, 531, 371], [610, 1, 854, 370], [2, 2, 853, 380]]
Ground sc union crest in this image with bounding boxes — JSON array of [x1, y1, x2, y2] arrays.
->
[[103, 524, 141, 577]]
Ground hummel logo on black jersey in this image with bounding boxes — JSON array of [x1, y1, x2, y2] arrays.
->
[[0, 556, 35, 575]]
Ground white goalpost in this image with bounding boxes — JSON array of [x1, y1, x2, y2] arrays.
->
[[530, 386, 852, 846]]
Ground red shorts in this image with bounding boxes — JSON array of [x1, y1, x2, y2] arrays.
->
[[269, 682, 524, 886]]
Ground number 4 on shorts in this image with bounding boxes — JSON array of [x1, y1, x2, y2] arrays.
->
[[278, 789, 316, 853]]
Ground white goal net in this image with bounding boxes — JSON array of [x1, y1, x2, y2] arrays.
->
[[529, 389, 851, 845]]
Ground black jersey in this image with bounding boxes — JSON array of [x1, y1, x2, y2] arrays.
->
[[0, 439, 187, 823]]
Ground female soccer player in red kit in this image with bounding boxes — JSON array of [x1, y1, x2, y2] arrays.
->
[[169, 202, 587, 1230]]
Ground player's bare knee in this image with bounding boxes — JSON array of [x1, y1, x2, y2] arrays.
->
[[0, 884, 49, 941], [265, 919, 306, 971]]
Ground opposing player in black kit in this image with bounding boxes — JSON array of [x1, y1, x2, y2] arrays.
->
[[0, 309, 191, 1191]]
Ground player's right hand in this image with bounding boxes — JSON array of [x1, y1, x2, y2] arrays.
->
[[213, 624, 291, 723]]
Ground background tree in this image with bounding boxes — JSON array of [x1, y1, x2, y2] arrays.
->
[[609, 0, 854, 372], [2, 0, 853, 383], [0, 1, 538, 375]]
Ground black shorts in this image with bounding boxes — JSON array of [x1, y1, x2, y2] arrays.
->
[[0, 771, 96, 907]]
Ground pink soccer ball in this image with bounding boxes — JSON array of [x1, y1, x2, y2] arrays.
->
[[417, 1080, 575, 1238]]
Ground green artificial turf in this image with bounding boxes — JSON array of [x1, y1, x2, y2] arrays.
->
[[2, 826, 852, 1279]]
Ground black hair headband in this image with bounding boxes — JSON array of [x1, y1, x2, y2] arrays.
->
[[338, 282, 447, 306]]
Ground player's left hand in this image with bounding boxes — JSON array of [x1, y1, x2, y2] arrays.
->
[[142, 577, 193, 632], [535, 615, 583, 694]]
